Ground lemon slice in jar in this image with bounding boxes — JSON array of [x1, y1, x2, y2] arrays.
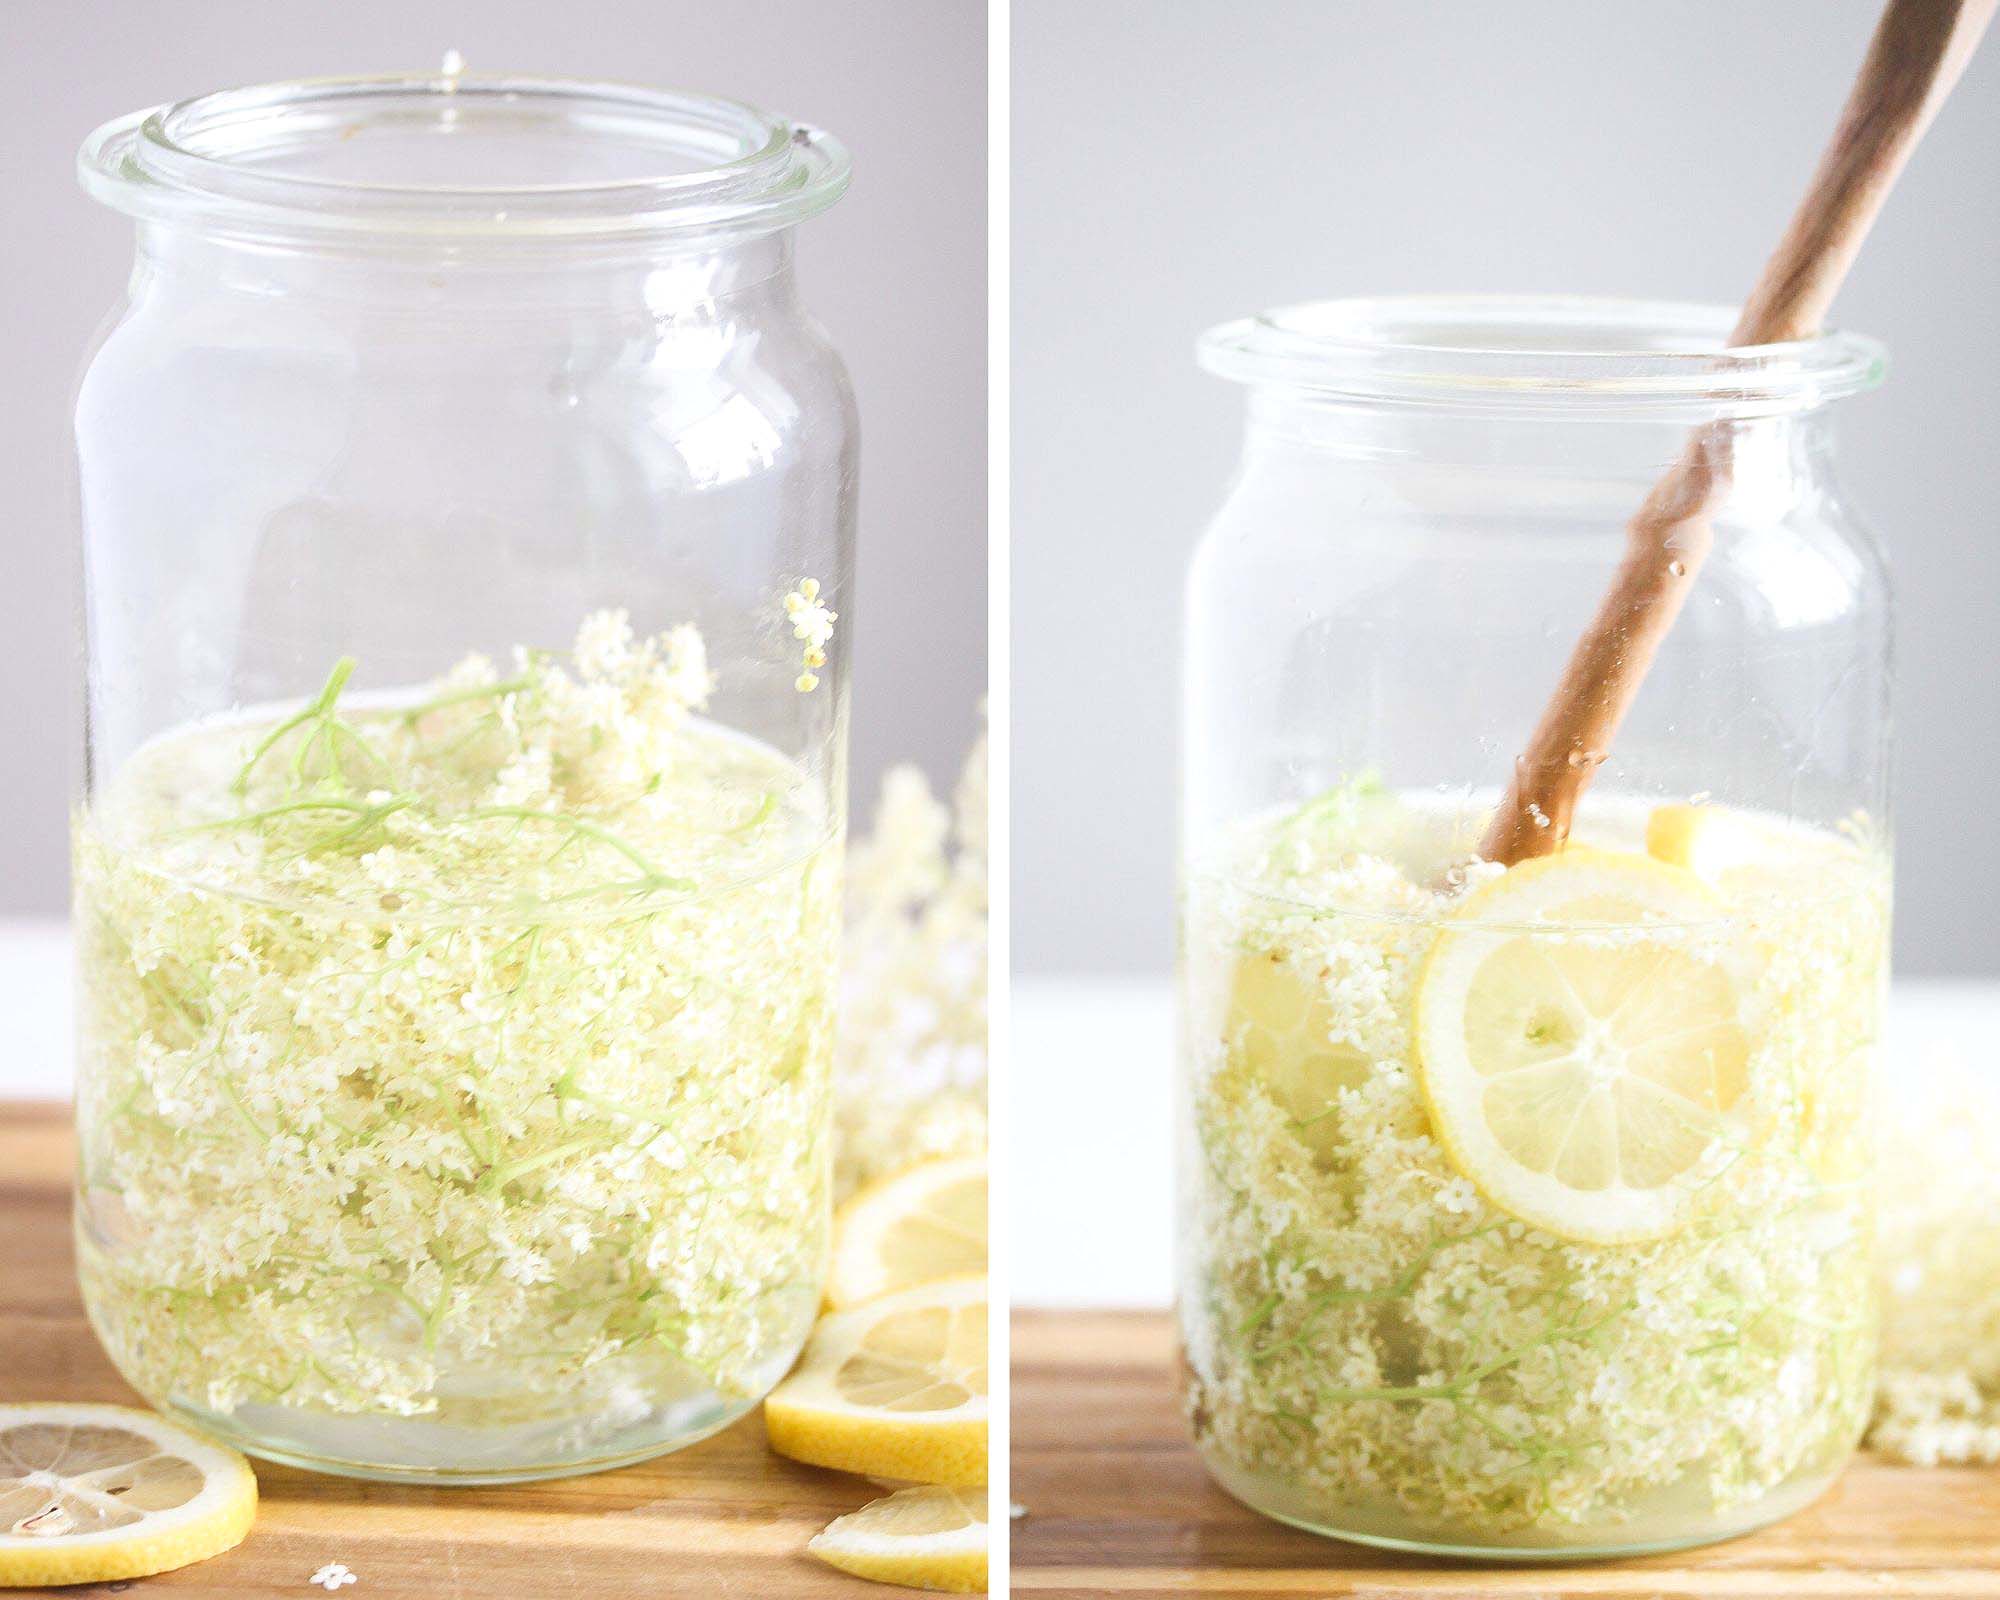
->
[[808, 1485, 987, 1593], [1413, 849, 1755, 1245], [765, 1275, 987, 1487], [1227, 949, 1371, 1160], [0, 1403, 256, 1588], [827, 1155, 987, 1310]]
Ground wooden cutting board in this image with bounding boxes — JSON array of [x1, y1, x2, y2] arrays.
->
[[0, 1103, 908, 1598], [1011, 1309, 2000, 1599]]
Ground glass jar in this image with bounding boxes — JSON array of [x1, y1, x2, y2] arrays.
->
[[1177, 297, 1892, 1557], [71, 75, 854, 1484]]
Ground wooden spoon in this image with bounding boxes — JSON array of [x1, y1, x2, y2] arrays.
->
[[1481, 0, 1996, 865]]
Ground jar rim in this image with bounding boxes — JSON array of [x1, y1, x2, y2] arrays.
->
[[78, 72, 850, 246], [1198, 295, 1887, 416]]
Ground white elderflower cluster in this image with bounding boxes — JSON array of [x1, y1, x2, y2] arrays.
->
[[1179, 784, 1889, 1544], [72, 613, 838, 1452], [1868, 1051, 2000, 1465], [834, 720, 988, 1199], [783, 578, 837, 693]]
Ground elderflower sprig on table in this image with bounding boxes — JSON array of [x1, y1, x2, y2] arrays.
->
[[834, 716, 988, 1200], [1869, 1048, 2000, 1465]]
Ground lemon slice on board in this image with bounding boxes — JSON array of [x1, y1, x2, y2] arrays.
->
[[765, 1275, 986, 1487], [828, 1155, 987, 1310], [808, 1485, 987, 1593], [0, 1403, 256, 1589], [1414, 849, 1754, 1245]]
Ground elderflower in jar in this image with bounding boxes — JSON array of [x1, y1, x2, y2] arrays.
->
[[1178, 297, 1891, 1556], [72, 75, 854, 1482]]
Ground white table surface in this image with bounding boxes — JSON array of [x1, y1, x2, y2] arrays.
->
[[0, 919, 74, 1102]]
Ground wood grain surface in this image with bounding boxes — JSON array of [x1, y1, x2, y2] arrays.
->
[[0, 1103, 915, 1599], [1011, 1309, 2000, 1599]]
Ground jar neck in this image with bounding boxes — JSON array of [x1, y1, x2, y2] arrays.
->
[[129, 224, 798, 314], [1239, 390, 1843, 516]]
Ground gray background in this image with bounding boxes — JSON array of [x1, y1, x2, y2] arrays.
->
[[1015, 0, 2000, 977], [0, 0, 985, 917]]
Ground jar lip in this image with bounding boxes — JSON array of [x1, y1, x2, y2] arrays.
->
[[79, 72, 850, 246], [1198, 294, 1887, 416]]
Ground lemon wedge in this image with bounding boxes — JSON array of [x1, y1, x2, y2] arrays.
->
[[1414, 849, 1754, 1244], [765, 1275, 986, 1487], [1228, 949, 1371, 1160], [829, 1156, 987, 1310], [1644, 802, 1764, 882], [808, 1485, 987, 1593], [0, 1404, 256, 1589]]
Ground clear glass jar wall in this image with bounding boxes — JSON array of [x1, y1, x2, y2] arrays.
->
[[1177, 298, 1891, 1557], [72, 76, 856, 1483]]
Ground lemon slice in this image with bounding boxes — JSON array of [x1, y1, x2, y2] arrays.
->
[[765, 1275, 986, 1487], [1228, 949, 1371, 1160], [0, 1404, 256, 1589], [829, 1156, 987, 1310], [808, 1485, 987, 1593], [1414, 849, 1754, 1244]]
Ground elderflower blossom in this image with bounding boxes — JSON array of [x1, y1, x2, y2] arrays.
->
[[72, 613, 837, 1465], [1181, 783, 1888, 1545], [784, 579, 837, 693], [834, 717, 988, 1199], [1867, 1049, 2000, 1465]]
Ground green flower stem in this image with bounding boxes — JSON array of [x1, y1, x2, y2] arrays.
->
[[1250, 1223, 1501, 1367], [231, 656, 387, 797], [398, 675, 534, 721], [1310, 1295, 1639, 1409], [463, 807, 693, 892], [729, 792, 778, 834]]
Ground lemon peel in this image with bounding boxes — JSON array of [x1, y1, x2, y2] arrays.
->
[[828, 1156, 987, 1310], [765, 1275, 987, 1487], [808, 1485, 986, 1592]]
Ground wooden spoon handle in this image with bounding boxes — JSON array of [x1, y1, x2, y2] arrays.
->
[[1481, 0, 1995, 866]]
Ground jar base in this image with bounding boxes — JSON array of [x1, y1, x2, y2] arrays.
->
[[1197, 1442, 1848, 1562], [155, 1387, 760, 1486]]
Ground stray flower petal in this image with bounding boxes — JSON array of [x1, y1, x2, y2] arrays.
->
[[783, 579, 838, 689]]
